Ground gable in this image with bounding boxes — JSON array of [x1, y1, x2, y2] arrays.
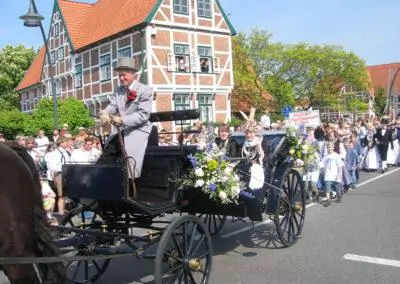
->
[[214, 0, 236, 35], [15, 47, 46, 91]]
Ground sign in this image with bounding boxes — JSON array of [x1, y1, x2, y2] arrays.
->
[[282, 105, 293, 117], [289, 110, 320, 127]]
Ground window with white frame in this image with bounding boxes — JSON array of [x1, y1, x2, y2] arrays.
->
[[174, 94, 191, 125], [198, 94, 213, 123], [118, 47, 131, 58], [198, 46, 213, 73], [198, 0, 212, 18], [54, 23, 59, 37], [50, 51, 55, 64], [56, 80, 61, 95], [173, 0, 189, 15], [172, 44, 190, 72], [58, 47, 64, 61], [100, 54, 111, 81], [75, 63, 82, 88], [21, 101, 26, 112]]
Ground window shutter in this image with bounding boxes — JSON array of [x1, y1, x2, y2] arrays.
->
[[213, 57, 221, 73], [191, 55, 201, 72], [167, 53, 176, 72]]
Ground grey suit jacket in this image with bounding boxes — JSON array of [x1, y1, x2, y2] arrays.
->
[[103, 81, 153, 178]]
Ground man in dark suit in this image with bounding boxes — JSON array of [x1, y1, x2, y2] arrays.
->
[[374, 117, 394, 173]]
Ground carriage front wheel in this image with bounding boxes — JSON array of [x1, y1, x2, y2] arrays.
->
[[154, 215, 213, 284], [274, 168, 306, 247]]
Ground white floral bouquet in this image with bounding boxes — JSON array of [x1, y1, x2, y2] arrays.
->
[[178, 143, 245, 204], [285, 126, 319, 173]]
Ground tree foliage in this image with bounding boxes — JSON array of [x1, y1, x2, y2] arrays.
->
[[0, 97, 95, 139], [0, 45, 37, 109], [232, 29, 369, 114], [373, 87, 387, 117]]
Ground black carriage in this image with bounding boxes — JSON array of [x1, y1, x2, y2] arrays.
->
[[56, 109, 305, 283]]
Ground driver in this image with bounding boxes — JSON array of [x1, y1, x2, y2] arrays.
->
[[98, 57, 153, 178]]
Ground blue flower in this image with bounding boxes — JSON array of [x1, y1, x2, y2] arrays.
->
[[209, 183, 217, 191], [239, 191, 255, 199], [206, 143, 213, 153], [187, 154, 198, 167]]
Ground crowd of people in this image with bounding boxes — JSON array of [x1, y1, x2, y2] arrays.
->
[[1, 111, 400, 221]]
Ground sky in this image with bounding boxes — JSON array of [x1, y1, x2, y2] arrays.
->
[[1, 0, 399, 66]]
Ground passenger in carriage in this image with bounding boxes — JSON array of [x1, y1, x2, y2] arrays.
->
[[239, 108, 265, 190], [214, 123, 239, 157], [98, 57, 153, 179]]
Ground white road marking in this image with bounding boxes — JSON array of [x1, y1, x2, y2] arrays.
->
[[356, 167, 400, 187], [221, 168, 400, 239], [343, 253, 400, 268]]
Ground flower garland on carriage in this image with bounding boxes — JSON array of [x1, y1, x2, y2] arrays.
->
[[284, 124, 319, 174]]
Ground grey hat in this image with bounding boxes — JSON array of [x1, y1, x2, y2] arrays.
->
[[115, 57, 138, 72]]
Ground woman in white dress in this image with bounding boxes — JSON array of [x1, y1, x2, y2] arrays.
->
[[360, 124, 380, 171], [386, 123, 398, 166]]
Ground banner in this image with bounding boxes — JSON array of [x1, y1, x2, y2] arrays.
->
[[288, 110, 320, 127]]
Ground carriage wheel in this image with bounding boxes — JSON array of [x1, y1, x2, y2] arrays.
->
[[198, 213, 227, 235], [274, 168, 306, 247], [60, 207, 111, 283], [154, 215, 213, 284]]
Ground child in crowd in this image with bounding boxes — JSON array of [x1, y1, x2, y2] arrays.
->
[[344, 139, 358, 190], [41, 178, 56, 224], [320, 142, 344, 206]]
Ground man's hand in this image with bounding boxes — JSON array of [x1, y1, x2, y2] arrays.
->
[[99, 111, 111, 125], [111, 115, 123, 125]]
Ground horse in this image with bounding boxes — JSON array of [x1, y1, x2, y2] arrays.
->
[[0, 142, 65, 283]]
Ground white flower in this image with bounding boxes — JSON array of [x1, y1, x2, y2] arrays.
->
[[224, 166, 233, 175], [219, 191, 227, 200], [194, 168, 204, 177], [195, 180, 204, 188], [294, 158, 304, 167], [302, 144, 309, 151], [232, 186, 241, 195], [221, 175, 229, 182]]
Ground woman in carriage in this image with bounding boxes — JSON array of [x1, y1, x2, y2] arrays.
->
[[238, 108, 265, 190], [214, 123, 239, 157]]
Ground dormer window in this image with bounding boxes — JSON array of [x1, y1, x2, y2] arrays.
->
[[173, 0, 189, 15]]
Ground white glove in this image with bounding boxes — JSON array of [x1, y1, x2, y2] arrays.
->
[[99, 111, 111, 125]]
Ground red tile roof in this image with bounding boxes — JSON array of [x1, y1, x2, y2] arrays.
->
[[59, 0, 159, 50], [58, 0, 93, 48], [15, 47, 46, 91], [366, 63, 400, 95]]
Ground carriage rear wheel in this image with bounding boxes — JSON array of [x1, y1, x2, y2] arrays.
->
[[274, 168, 306, 247], [198, 214, 227, 235], [154, 215, 213, 284], [60, 206, 111, 283]]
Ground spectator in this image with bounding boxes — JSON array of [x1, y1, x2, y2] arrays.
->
[[50, 129, 60, 143], [260, 110, 271, 130], [344, 139, 358, 190], [35, 129, 49, 154], [0, 133, 5, 142], [320, 142, 344, 206]]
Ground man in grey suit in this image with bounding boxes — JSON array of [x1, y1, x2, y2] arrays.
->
[[99, 57, 153, 178]]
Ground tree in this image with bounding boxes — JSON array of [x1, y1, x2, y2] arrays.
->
[[0, 109, 29, 139], [25, 98, 95, 136], [373, 87, 387, 117], [0, 45, 37, 109]]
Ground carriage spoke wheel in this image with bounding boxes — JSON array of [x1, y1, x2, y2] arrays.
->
[[60, 207, 111, 283], [274, 169, 306, 247], [198, 214, 227, 236], [154, 215, 213, 284]]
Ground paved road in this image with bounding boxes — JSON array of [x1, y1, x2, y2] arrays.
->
[[1, 168, 400, 283]]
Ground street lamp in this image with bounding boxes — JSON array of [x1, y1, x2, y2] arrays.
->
[[20, 0, 58, 130]]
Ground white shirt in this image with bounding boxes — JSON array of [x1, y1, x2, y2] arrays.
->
[[88, 148, 102, 163], [320, 152, 344, 182], [48, 147, 70, 173], [44, 152, 53, 181], [35, 136, 49, 152], [70, 149, 90, 164]]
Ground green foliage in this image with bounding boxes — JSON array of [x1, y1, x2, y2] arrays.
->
[[228, 115, 243, 128], [0, 45, 36, 109], [232, 30, 369, 114], [373, 87, 387, 116], [0, 109, 29, 139], [0, 97, 95, 138]]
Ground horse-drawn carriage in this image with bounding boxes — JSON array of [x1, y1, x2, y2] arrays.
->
[[51, 108, 305, 283]]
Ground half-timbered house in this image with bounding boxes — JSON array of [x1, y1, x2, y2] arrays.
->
[[16, 0, 236, 130]]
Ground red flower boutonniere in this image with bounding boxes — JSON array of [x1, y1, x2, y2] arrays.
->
[[126, 88, 137, 102]]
